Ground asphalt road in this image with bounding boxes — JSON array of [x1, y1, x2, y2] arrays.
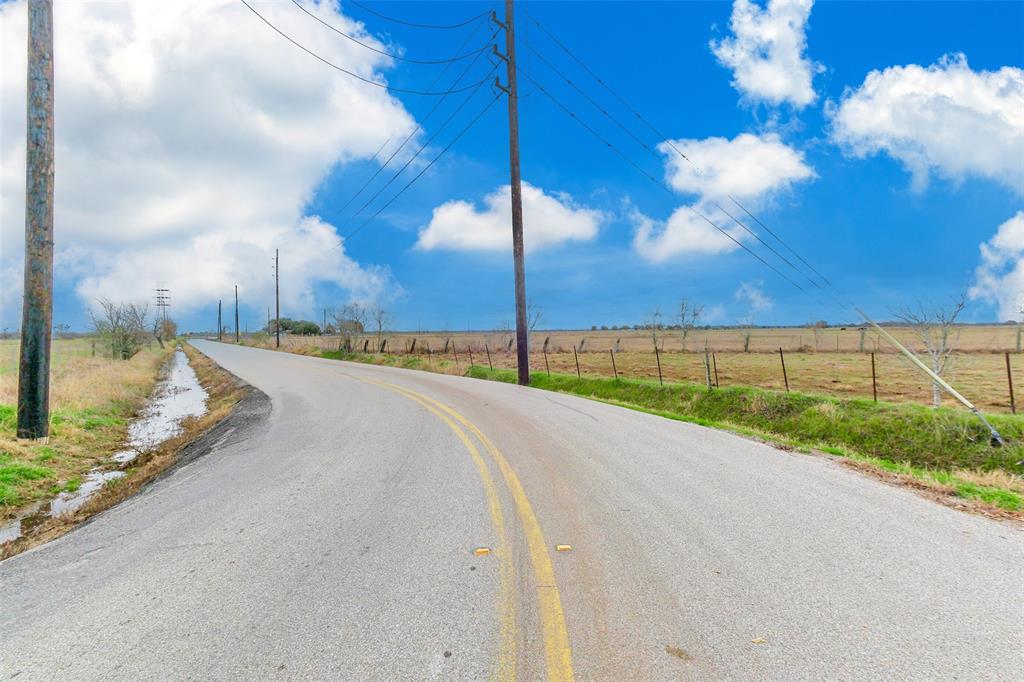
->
[[2, 340, 1022, 680]]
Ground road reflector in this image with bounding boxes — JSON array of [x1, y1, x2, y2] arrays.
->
[[473, 547, 491, 556], [751, 637, 766, 644], [555, 544, 572, 552]]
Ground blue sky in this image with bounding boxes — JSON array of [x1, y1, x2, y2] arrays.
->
[[1, 0, 1022, 332]]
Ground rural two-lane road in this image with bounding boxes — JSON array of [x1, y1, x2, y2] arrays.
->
[[2, 340, 1022, 680]]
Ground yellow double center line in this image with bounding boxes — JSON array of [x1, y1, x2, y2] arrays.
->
[[357, 375, 574, 682]]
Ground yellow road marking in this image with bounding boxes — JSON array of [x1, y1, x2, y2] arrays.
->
[[474, 547, 492, 556], [373, 380, 575, 682], [351, 376, 517, 682]]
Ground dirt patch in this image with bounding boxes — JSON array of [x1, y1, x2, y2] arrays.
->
[[836, 457, 1024, 525], [0, 342, 266, 560]]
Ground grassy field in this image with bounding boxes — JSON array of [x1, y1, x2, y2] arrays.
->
[[0, 338, 170, 517], [259, 324, 1023, 413]]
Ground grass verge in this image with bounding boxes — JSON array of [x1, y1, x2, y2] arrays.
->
[[0, 343, 248, 559], [313, 348, 1024, 518]]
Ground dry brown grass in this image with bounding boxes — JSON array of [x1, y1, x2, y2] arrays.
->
[[0, 342, 248, 559], [250, 327, 1023, 413], [0, 340, 169, 518], [953, 468, 1024, 493]]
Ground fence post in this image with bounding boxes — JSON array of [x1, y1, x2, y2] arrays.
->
[[870, 352, 878, 403], [778, 347, 789, 393], [1006, 351, 1016, 414], [468, 347, 474, 368], [654, 345, 664, 386], [704, 345, 713, 390], [452, 344, 460, 372], [427, 345, 433, 370], [712, 351, 719, 387], [444, 338, 450, 353], [410, 338, 417, 354], [610, 349, 618, 379], [485, 343, 493, 370], [573, 345, 581, 378], [543, 345, 550, 376]]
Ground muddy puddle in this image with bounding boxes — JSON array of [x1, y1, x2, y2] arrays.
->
[[1, 348, 208, 546]]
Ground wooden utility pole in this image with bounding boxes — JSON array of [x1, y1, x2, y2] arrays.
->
[[234, 285, 240, 344], [218, 300, 222, 341], [17, 0, 54, 439], [275, 248, 280, 348], [497, 0, 529, 385]]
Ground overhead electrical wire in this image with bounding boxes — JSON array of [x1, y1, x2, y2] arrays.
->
[[289, 0, 489, 64], [519, 68, 807, 294], [335, 23, 501, 217], [239, 0, 491, 96], [348, 0, 490, 30], [349, 63, 500, 222], [526, 41, 819, 291], [342, 93, 503, 242], [522, 6, 836, 294]]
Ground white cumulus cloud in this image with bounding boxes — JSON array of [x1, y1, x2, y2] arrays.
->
[[710, 0, 821, 109], [416, 182, 605, 253], [0, 0, 416, 324], [969, 211, 1024, 321], [632, 133, 814, 261], [733, 278, 770, 317], [828, 54, 1024, 194]]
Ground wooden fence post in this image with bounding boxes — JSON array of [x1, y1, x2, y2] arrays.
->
[[573, 345, 581, 378], [610, 349, 618, 379], [712, 351, 719, 387], [543, 346, 550, 376], [654, 345, 664, 386], [468, 347, 474, 368], [1006, 351, 1016, 414], [870, 352, 878, 403], [485, 343, 493, 370], [427, 345, 432, 369], [452, 344, 460, 372], [778, 347, 789, 393], [704, 346, 713, 390], [410, 338, 417, 354]]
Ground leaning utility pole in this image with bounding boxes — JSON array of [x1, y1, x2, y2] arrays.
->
[[494, 0, 529, 385], [275, 248, 280, 348], [218, 300, 222, 341], [17, 0, 55, 439], [234, 285, 240, 344]]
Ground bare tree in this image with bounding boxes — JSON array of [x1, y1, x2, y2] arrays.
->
[[676, 298, 704, 351], [738, 315, 754, 353], [370, 305, 390, 348], [333, 303, 367, 351], [527, 301, 543, 331], [642, 308, 663, 350], [90, 299, 149, 359], [894, 294, 966, 407], [152, 317, 177, 349]]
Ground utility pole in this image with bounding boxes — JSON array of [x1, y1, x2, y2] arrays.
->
[[17, 0, 54, 439], [218, 300, 222, 341], [154, 286, 170, 323], [234, 285, 240, 344], [494, 0, 529, 385], [275, 248, 280, 348]]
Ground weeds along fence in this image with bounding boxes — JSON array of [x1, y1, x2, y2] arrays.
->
[[245, 327, 1024, 415]]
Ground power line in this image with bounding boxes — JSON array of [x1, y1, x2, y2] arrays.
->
[[239, 0, 490, 96], [523, 7, 835, 293], [348, 0, 490, 30], [526, 40, 820, 290], [289, 0, 489, 65], [335, 24, 501, 216], [350, 63, 500, 222], [520, 68, 806, 294], [343, 93, 502, 243]]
